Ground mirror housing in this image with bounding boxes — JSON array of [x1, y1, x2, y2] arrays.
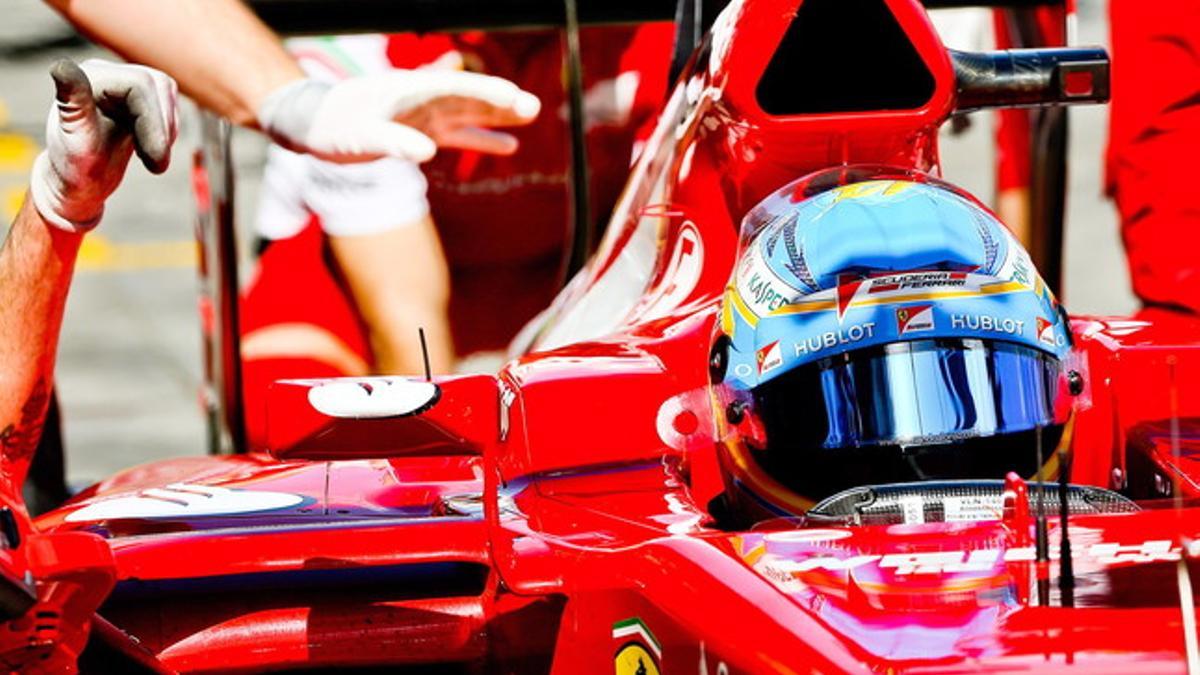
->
[[265, 375, 499, 460]]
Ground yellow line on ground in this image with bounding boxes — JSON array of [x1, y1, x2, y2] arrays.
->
[[0, 133, 37, 174], [77, 234, 197, 272]]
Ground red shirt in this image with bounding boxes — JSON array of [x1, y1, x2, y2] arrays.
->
[[1107, 0, 1200, 313]]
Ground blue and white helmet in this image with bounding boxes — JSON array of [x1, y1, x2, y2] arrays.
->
[[712, 171, 1076, 521]]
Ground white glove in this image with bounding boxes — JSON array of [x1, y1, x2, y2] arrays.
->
[[256, 69, 541, 164], [30, 59, 179, 233]]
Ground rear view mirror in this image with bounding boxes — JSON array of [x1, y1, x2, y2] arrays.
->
[[951, 47, 1110, 112], [265, 375, 499, 461]]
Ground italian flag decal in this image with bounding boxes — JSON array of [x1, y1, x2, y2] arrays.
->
[[612, 617, 662, 659]]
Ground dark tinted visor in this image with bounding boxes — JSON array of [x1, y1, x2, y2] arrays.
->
[[749, 339, 1067, 499]]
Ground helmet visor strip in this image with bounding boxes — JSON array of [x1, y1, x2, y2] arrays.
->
[[748, 339, 1070, 494], [816, 339, 1063, 447]]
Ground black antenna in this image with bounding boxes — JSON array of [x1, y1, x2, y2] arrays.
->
[[1034, 424, 1050, 607], [418, 328, 431, 382], [1057, 434, 1075, 608]]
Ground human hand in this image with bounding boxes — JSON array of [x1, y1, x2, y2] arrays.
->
[[256, 69, 541, 164], [29, 59, 179, 233]]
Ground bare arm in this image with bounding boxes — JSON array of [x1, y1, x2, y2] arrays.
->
[[329, 216, 456, 375], [0, 59, 178, 501], [46, 0, 542, 163], [44, 0, 301, 126], [0, 199, 82, 492]]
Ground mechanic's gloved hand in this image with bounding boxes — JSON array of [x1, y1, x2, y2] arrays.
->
[[256, 69, 541, 164], [30, 59, 179, 233]]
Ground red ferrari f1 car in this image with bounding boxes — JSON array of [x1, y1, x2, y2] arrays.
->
[[11, 0, 1200, 673]]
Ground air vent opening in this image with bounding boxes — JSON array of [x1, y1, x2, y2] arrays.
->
[[756, 0, 936, 115]]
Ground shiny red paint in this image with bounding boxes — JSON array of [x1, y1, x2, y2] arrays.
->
[[7, 0, 1196, 672]]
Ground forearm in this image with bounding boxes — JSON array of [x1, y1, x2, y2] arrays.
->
[[364, 300, 455, 376], [328, 218, 455, 375], [45, 0, 301, 126], [0, 198, 82, 489]]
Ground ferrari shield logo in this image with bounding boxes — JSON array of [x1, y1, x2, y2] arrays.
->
[[614, 642, 661, 675]]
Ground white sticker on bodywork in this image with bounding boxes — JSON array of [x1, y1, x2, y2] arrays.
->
[[306, 378, 439, 419], [900, 496, 925, 524], [64, 483, 305, 522], [943, 495, 1002, 522]]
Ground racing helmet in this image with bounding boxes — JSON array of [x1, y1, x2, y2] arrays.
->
[[711, 168, 1076, 523]]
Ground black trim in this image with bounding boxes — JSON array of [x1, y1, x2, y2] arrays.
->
[[245, 0, 1063, 35], [107, 561, 488, 602]]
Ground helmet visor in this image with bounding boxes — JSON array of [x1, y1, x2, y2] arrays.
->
[[746, 339, 1068, 497]]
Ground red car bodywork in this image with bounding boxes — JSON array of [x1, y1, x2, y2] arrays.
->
[[6, 0, 1200, 672]]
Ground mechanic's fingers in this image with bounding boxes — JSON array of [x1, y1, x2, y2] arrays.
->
[[385, 70, 541, 124], [48, 59, 98, 131], [439, 71, 541, 120], [361, 122, 438, 163], [422, 95, 543, 129], [80, 59, 178, 174], [152, 71, 180, 161], [435, 126, 519, 155], [121, 70, 177, 174]]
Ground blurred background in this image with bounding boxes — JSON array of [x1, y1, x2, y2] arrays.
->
[[0, 0, 1132, 485]]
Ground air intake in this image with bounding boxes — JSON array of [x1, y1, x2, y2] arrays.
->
[[756, 0, 935, 115]]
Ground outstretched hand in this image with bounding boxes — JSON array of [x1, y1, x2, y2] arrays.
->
[[29, 59, 179, 233], [256, 69, 542, 164]]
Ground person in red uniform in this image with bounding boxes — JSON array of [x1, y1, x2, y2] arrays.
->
[[241, 25, 674, 447], [1107, 0, 1200, 319]]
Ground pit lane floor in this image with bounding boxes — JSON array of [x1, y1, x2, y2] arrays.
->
[[0, 0, 1133, 486]]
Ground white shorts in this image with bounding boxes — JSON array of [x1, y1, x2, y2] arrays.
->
[[255, 144, 431, 240]]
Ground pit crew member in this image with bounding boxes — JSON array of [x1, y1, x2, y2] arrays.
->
[[1107, 0, 1200, 319], [25, 0, 544, 511], [1, 51, 544, 510], [0, 60, 180, 513], [242, 27, 673, 383]]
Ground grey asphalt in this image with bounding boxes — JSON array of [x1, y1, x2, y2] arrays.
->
[[0, 0, 1134, 486]]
